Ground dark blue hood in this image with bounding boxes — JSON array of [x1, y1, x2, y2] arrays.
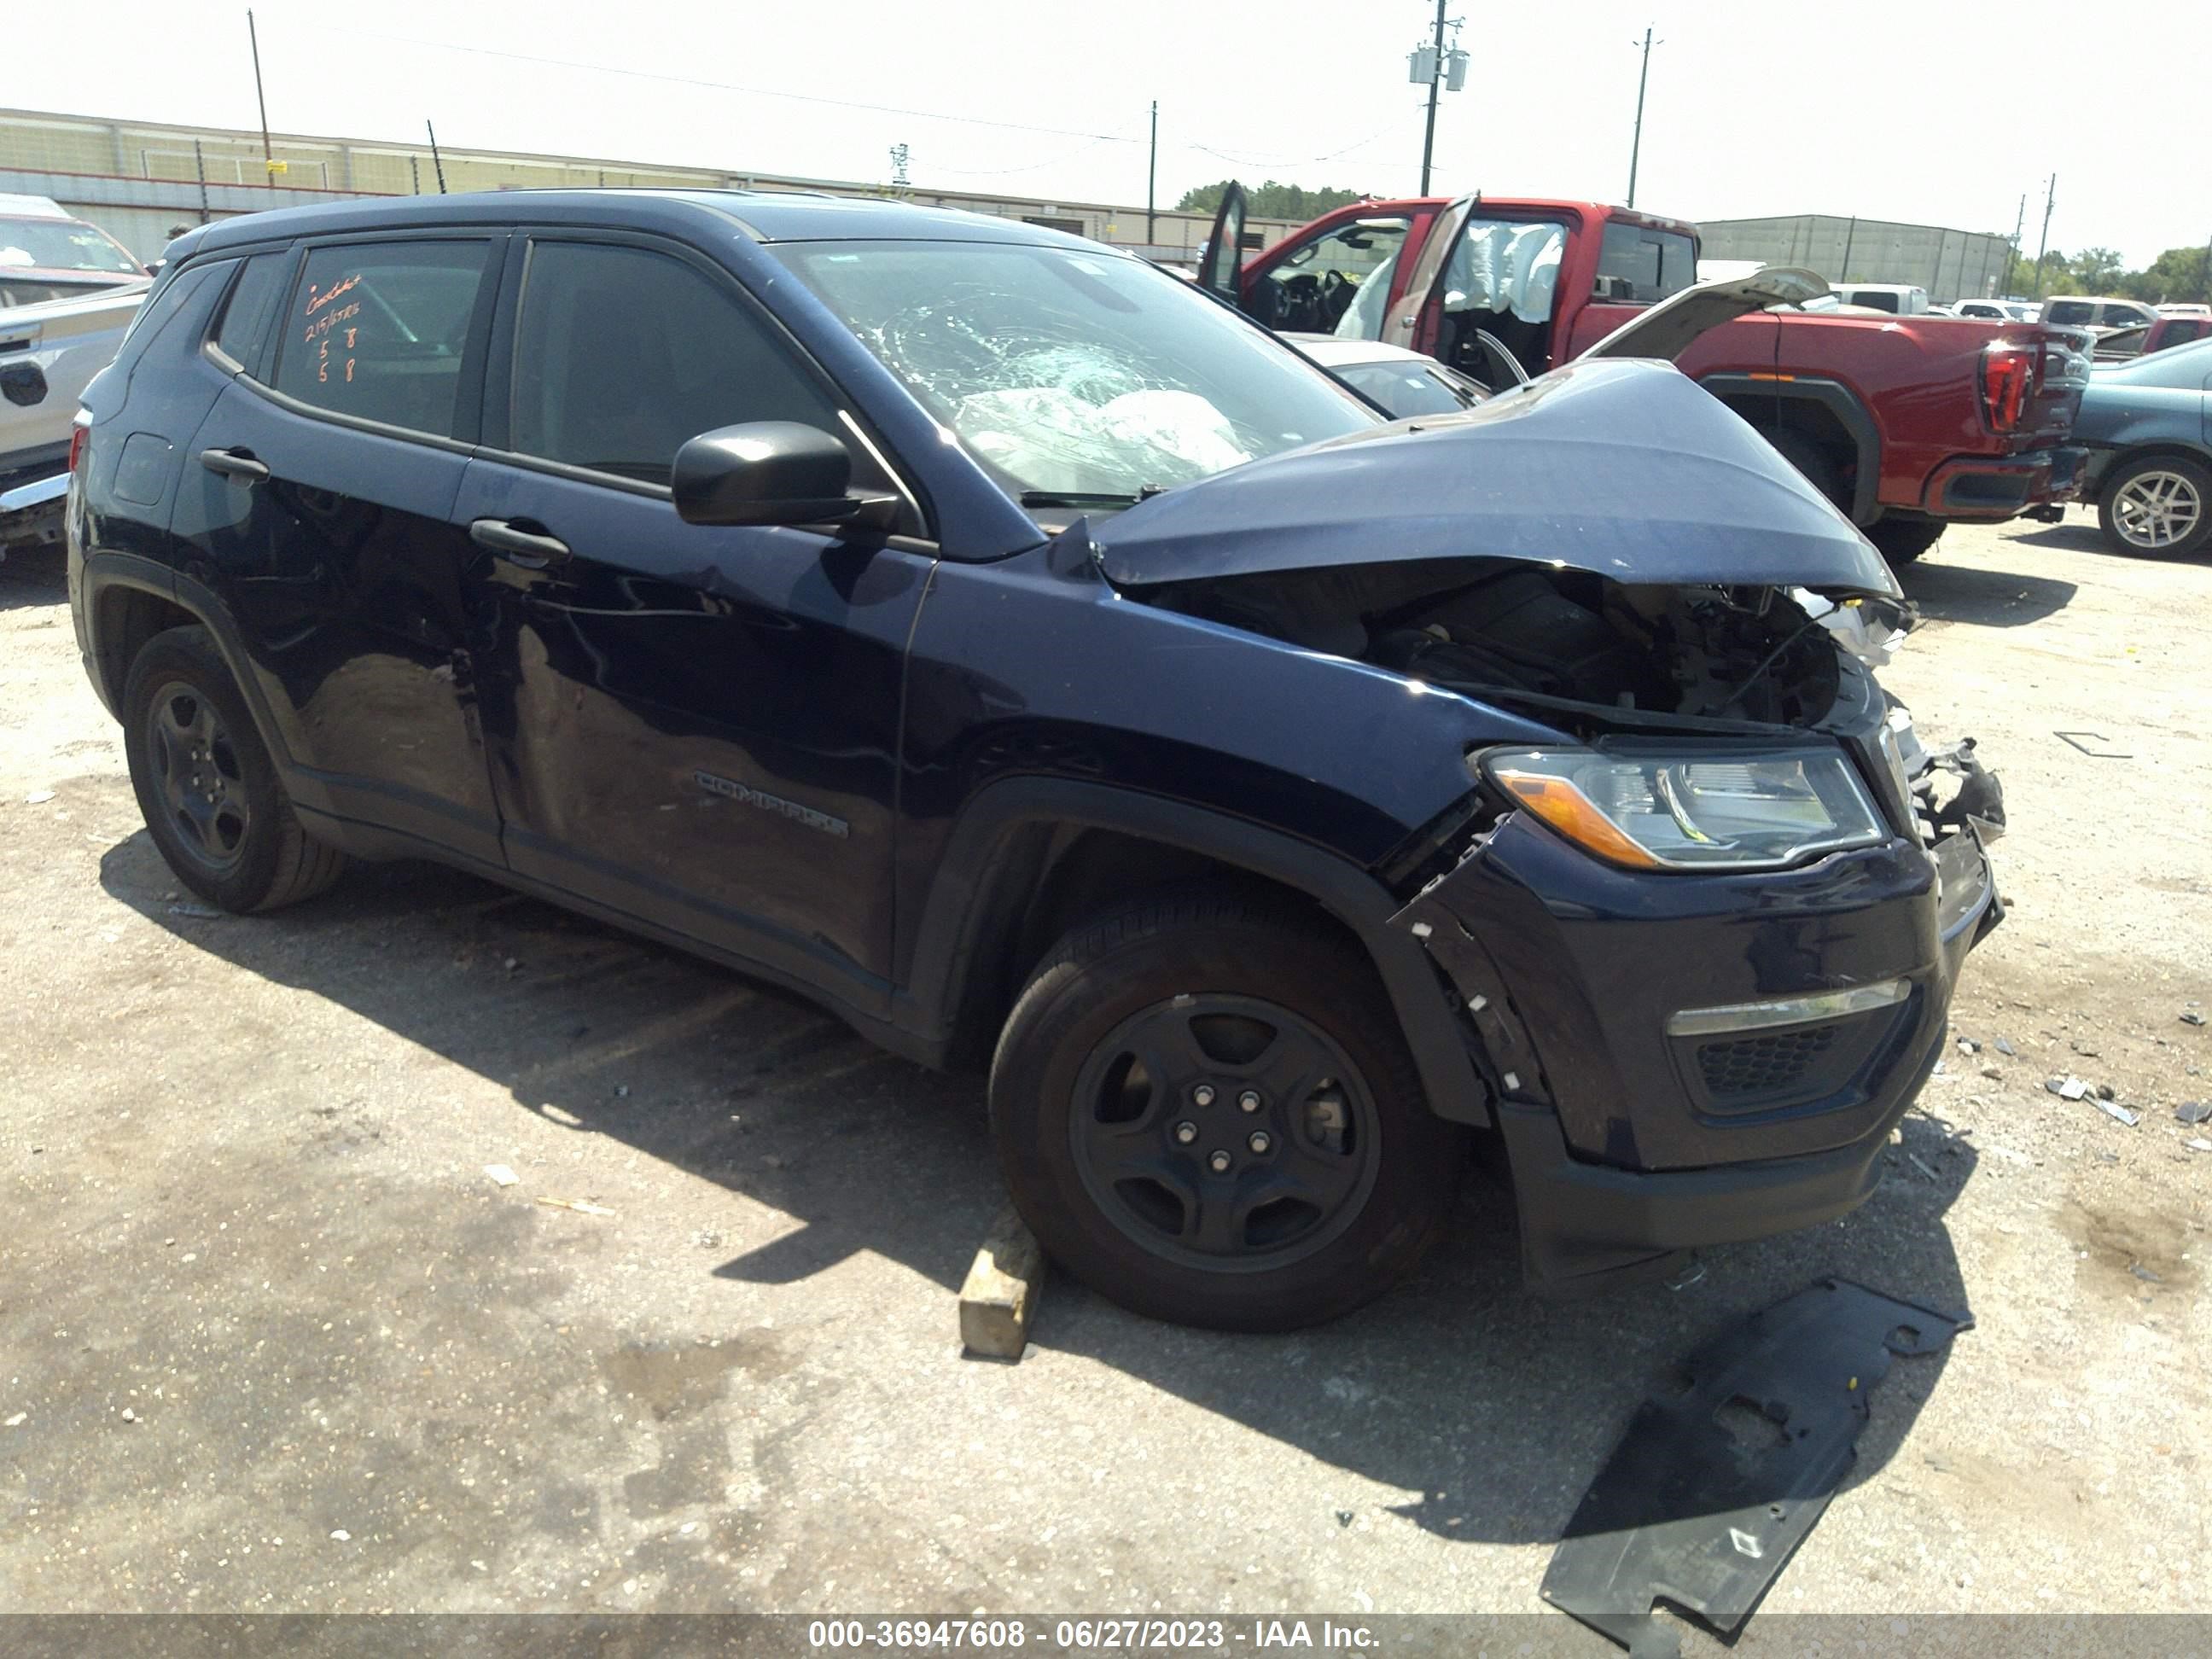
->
[[1094, 358, 1900, 598]]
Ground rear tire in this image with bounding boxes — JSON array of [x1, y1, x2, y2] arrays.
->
[[1866, 515, 1947, 567], [2097, 453, 2212, 557], [122, 626, 346, 913], [989, 886, 1468, 1331]]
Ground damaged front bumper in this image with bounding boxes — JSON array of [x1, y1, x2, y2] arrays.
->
[[1395, 754, 2002, 1289]]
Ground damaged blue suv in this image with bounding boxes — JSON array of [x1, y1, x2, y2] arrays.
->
[[67, 192, 2003, 1329]]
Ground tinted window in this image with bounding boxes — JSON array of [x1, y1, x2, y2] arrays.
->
[[272, 241, 492, 437], [509, 241, 841, 485], [2160, 319, 2207, 346], [1849, 290, 1900, 313], [1596, 223, 1696, 303], [2046, 300, 2094, 326], [213, 252, 288, 369]]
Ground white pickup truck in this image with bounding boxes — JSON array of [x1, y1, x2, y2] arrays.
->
[[2, 196, 153, 559]]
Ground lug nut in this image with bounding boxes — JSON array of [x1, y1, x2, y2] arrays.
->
[[1238, 1089, 1262, 1113], [1173, 1121, 1198, 1144], [1207, 1150, 1232, 1173], [1248, 1131, 1272, 1154], [1191, 1084, 1215, 1107]]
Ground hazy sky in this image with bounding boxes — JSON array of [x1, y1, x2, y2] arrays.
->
[[33, 0, 2211, 267]]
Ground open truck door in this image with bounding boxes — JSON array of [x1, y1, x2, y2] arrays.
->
[[1195, 181, 1248, 307]]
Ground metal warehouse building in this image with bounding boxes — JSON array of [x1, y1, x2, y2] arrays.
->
[[1697, 213, 2016, 301], [0, 107, 1298, 266]]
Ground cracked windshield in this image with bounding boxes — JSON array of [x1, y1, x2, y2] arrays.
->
[[772, 240, 1376, 504]]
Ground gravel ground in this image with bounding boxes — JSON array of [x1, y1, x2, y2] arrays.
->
[[1, 512, 2207, 1639]]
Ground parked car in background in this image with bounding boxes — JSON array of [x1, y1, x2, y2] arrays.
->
[[1289, 334, 1493, 416], [0, 279, 150, 558], [2041, 295, 2159, 333], [2090, 312, 2212, 362], [1955, 300, 2039, 322], [2156, 303, 2210, 318], [70, 190, 2006, 1330], [1208, 184, 2091, 565], [1831, 283, 1931, 315], [0, 195, 149, 307], [2071, 337, 2212, 557]]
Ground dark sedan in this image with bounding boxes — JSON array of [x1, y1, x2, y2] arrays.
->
[[2074, 337, 2212, 557]]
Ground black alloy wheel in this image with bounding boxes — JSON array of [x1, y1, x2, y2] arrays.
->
[[143, 679, 253, 872], [1068, 992, 1382, 1272]]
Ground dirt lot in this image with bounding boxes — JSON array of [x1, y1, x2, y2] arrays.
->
[[2, 514, 2208, 1637]]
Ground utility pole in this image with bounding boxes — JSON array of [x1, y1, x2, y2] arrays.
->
[[426, 121, 448, 195], [247, 9, 274, 187], [1146, 100, 1157, 247], [2001, 192, 2024, 296], [1627, 26, 1657, 209], [2031, 173, 2056, 297], [1419, 0, 1447, 194]]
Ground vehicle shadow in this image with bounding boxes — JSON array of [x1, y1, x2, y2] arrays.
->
[[99, 834, 1977, 1553], [1899, 556, 2076, 627], [2009, 521, 2212, 568], [0, 540, 66, 613]]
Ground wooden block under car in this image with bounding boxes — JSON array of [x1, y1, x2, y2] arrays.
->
[[959, 1207, 1046, 1360]]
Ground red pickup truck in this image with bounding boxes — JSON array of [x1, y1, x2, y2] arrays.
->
[[1196, 187, 2091, 563]]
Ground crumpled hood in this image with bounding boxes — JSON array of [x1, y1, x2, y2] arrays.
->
[[1094, 357, 1900, 598]]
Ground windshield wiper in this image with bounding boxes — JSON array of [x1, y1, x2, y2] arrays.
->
[[1018, 490, 1139, 509], [1018, 483, 1171, 510]]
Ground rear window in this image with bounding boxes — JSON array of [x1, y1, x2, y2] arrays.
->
[[271, 241, 492, 438], [212, 252, 289, 370], [1595, 223, 1697, 304], [2045, 300, 2094, 326]]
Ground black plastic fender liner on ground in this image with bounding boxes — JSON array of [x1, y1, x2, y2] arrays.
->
[[1540, 1278, 1973, 1657]]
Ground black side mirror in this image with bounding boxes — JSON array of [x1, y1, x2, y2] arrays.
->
[[672, 422, 859, 527]]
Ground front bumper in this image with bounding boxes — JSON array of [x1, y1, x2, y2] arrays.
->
[[1919, 445, 2086, 519], [1397, 804, 2001, 1289]]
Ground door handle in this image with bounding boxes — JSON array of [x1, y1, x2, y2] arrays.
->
[[469, 517, 571, 569], [200, 447, 270, 483]]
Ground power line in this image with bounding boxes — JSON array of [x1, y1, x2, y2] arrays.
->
[[289, 20, 1145, 145]]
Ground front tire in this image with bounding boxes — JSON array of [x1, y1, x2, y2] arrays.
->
[[122, 626, 346, 913], [989, 888, 1468, 1331], [2098, 454, 2212, 557]]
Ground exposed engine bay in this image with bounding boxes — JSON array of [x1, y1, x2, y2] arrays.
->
[[1140, 557, 1905, 734]]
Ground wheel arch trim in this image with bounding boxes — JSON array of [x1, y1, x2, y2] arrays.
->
[[1702, 372, 1882, 525], [897, 777, 1492, 1126]]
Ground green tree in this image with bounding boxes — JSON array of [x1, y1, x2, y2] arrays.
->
[[1174, 179, 1368, 219], [2064, 247, 2128, 292], [2118, 243, 2212, 306]]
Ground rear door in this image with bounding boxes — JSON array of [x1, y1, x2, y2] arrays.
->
[[454, 231, 928, 1007], [172, 233, 506, 863]]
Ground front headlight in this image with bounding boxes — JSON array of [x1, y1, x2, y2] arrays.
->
[[1482, 744, 1888, 871]]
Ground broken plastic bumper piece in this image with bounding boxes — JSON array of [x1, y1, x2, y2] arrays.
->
[[1541, 1279, 1971, 1656]]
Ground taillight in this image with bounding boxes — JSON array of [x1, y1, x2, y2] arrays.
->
[[67, 417, 90, 473], [1981, 342, 2035, 433]]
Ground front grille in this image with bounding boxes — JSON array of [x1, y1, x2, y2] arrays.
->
[[1698, 1024, 1842, 1101]]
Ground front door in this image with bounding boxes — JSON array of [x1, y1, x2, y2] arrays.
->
[[172, 234, 506, 864], [1196, 183, 1249, 308], [457, 233, 928, 1010]]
